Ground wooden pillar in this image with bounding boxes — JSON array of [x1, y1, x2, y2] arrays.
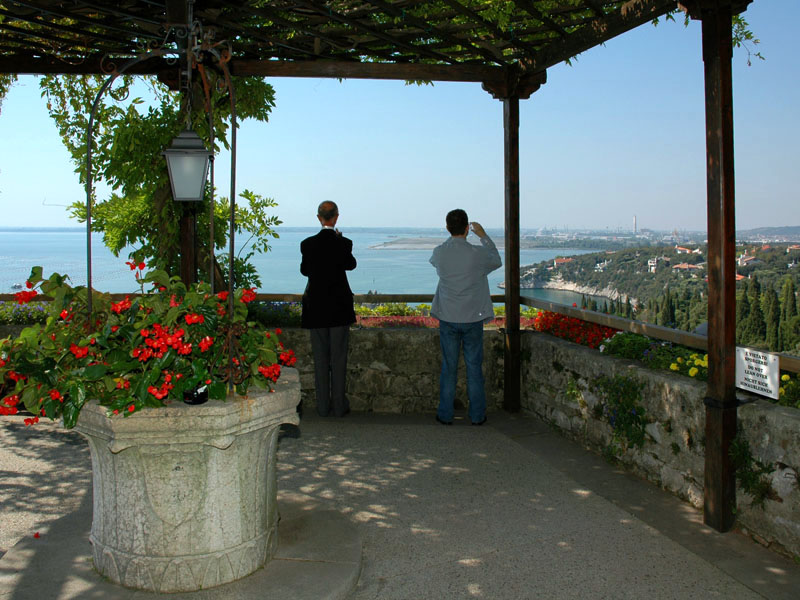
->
[[180, 209, 197, 285], [503, 96, 521, 412], [697, 1, 739, 533]]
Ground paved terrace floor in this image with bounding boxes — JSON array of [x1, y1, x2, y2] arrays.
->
[[1, 410, 799, 599]]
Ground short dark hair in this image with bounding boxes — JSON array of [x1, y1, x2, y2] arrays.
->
[[446, 209, 469, 236], [318, 200, 339, 222]]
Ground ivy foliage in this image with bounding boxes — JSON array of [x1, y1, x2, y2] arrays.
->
[[592, 374, 647, 453], [37, 72, 278, 284]]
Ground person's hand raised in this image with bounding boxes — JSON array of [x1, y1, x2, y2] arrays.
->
[[470, 222, 487, 238]]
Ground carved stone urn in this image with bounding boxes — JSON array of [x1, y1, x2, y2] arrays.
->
[[74, 368, 300, 593]]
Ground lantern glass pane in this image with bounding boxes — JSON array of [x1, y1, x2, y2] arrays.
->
[[167, 153, 209, 201]]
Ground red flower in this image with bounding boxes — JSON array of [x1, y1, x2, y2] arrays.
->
[[240, 288, 257, 303], [169, 294, 181, 308], [278, 350, 297, 367], [3, 395, 19, 407], [185, 313, 204, 325], [258, 363, 281, 382], [111, 297, 132, 314], [48, 389, 62, 402], [70, 344, 89, 359], [138, 261, 146, 271], [199, 336, 214, 352], [14, 290, 37, 304], [25, 280, 33, 289], [216, 291, 229, 301], [7, 371, 26, 382], [111, 325, 119, 333], [275, 328, 282, 335], [24, 417, 39, 426], [0, 358, 5, 368], [128, 404, 136, 413], [59, 309, 71, 320], [33, 532, 40, 539]]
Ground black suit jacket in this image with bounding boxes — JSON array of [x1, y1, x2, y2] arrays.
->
[[300, 228, 357, 329]]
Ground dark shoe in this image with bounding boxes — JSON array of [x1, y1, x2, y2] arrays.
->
[[435, 415, 453, 426], [471, 417, 487, 426]]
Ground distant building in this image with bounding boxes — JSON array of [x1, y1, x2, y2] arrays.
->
[[737, 253, 759, 267], [647, 258, 658, 273], [675, 245, 691, 254], [672, 262, 703, 271], [554, 257, 573, 267], [787, 244, 800, 253]]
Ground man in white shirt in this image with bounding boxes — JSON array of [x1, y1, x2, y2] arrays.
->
[[430, 209, 502, 425]]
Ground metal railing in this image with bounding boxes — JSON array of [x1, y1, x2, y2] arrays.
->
[[2, 291, 799, 373]]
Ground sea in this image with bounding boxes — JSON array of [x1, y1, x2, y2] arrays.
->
[[0, 227, 601, 305]]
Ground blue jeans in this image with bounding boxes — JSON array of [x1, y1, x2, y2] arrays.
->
[[437, 320, 486, 424]]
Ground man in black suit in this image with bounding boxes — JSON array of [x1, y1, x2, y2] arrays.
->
[[300, 201, 357, 417]]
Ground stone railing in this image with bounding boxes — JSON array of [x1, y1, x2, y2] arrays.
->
[[521, 331, 800, 559], [279, 328, 506, 414]]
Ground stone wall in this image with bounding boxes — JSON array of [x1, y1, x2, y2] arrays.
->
[[520, 331, 800, 559], [279, 328, 506, 414]]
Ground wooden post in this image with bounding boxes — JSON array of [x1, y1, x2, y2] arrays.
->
[[180, 209, 197, 285], [699, 2, 738, 532], [503, 96, 521, 412]]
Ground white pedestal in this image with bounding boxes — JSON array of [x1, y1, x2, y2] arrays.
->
[[74, 368, 300, 593]]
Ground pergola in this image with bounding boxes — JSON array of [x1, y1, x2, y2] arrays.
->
[[0, 0, 751, 532]]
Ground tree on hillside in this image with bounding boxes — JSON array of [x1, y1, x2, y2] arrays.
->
[[762, 287, 781, 351], [741, 277, 766, 347], [780, 278, 798, 322], [736, 290, 751, 344]]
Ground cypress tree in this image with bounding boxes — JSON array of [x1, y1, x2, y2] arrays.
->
[[736, 290, 751, 344], [762, 287, 781, 351], [780, 278, 797, 322]]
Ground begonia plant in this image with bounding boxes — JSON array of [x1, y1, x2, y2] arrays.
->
[[0, 264, 296, 428]]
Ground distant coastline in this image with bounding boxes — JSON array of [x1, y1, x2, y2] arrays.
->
[[0, 226, 84, 232]]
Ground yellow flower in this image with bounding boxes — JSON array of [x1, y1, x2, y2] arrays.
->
[[703, 354, 708, 362], [782, 374, 790, 382], [780, 387, 785, 396], [677, 357, 684, 364], [694, 359, 703, 366], [689, 367, 699, 377], [670, 363, 679, 371]]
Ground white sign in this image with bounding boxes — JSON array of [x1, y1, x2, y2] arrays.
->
[[736, 347, 779, 399]]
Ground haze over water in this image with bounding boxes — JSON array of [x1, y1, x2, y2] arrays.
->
[[0, 227, 598, 304]]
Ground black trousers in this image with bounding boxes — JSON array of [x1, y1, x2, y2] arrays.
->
[[309, 325, 350, 417]]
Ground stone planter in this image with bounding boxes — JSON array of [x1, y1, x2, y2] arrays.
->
[[74, 368, 300, 593]]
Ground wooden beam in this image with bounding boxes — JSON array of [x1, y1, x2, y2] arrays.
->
[[503, 96, 521, 413], [531, 0, 676, 72], [0, 54, 512, 87], [698, 1, 738, 534]]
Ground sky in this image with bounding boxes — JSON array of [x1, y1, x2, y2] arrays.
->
[[0, 1, 798, 232]]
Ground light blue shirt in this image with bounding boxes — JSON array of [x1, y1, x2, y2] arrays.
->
[[430, 235, 502, 323]]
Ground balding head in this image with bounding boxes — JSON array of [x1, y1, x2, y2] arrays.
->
[[317, 201, 339, 225]]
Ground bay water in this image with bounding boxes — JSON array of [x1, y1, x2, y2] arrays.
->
[[0, 227, 600, 305]]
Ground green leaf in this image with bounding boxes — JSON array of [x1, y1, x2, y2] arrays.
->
[[208, 382, 227, 400], [83, 364, 108, 379]]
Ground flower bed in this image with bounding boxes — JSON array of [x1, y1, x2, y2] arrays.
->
[[532, 310, 617, 349], [0, 265, 295, 427]]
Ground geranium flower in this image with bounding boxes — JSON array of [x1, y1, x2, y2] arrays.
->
[[240, 288, 257, 303], [70, 344, 89, 359], [199, 336, 214, 352], [185, 313, 204, 325], [216, 291, 229, 301], [14, 290, 37, 304], [111, 297, 132, 314]]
